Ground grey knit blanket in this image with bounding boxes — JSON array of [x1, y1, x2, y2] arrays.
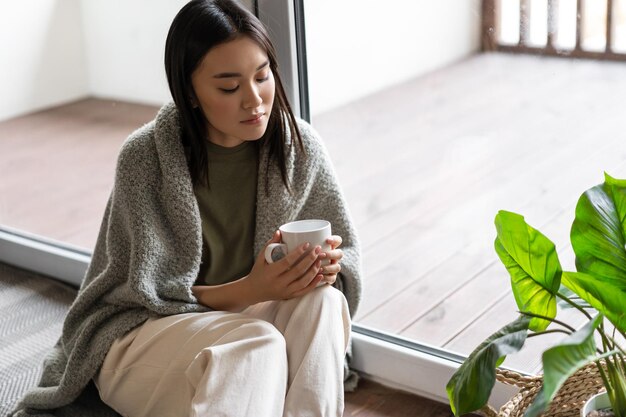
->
[[12, 103, 362, 416]]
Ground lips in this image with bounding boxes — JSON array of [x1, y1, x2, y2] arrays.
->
[[241, 113, 264, 123]]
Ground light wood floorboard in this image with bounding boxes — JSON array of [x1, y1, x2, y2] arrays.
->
[[312, 52, 626, 371], [0, 99, 158, 246]]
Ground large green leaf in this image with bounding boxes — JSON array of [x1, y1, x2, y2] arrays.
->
[[543, 316, 603, 403], [495, 211, 562, 331], [524, 315, 603, 417], [446, 315, 531, 416], [562, 271, 626, 333], [571, 173, 626, 289]]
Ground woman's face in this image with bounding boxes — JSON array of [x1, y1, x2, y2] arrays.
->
[[191, 36, 276, 148]]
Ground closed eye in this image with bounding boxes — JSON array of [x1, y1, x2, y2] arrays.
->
[[220, 86, 239, 93], [219, 72, 270, 94]]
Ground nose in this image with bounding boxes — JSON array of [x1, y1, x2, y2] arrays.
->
[[242, 83, 263, 109]]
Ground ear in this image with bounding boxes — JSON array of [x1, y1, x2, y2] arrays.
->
[[189, 90, 199, 108]]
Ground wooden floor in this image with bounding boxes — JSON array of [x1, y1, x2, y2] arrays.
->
[[0, 100, 157, 246], [2, 52, 626, 375], [344, 379, 455, 417]]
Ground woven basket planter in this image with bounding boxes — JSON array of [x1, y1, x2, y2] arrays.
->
[[480, 364, 606, 417]]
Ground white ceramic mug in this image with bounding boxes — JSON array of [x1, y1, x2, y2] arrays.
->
[[264, 219, 332, 266]]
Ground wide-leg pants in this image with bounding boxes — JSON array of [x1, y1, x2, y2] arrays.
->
[[94, 285, 351, 417]]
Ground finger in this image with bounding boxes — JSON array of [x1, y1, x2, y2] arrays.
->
[[282, 245, 322, 279], [265, 230, 281, 245], [321, 263, 341, 275], [322, 248, 343, 261], [290, 273, 324, 298], [322, 274, 337, 285], [269, 242, 311, 273], [326, 235, 343, 249], [288, 258, 322, 291]]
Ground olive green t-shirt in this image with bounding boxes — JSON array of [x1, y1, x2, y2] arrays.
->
[[193, 140, 258, 286]]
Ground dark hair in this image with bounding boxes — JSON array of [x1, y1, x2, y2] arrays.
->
[[164, 0, 303, 191]]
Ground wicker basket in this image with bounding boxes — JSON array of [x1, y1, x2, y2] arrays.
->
[[479, 363, 606, 417]]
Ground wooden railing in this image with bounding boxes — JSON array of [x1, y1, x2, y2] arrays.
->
[[482, 0, 626, 61]]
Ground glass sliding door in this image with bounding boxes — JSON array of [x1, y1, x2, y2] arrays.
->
[[263, 0, 626, 403]]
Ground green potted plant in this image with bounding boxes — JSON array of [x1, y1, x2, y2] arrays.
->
[[446, 173, 626, 417]]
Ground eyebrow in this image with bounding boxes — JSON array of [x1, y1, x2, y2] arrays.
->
[[213, 61, 269, 78]]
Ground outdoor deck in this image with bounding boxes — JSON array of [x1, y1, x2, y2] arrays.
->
[[2, 52, 626, 374]]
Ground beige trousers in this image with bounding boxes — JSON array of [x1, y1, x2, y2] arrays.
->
[[94, 285, 351, 417]]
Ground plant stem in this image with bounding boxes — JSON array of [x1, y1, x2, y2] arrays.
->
[[605, 356, 626, 417], [605, 334, 625, 355], [518, 310, 577, 333], [600, 322, 610, 351], [527, 329, 572, 338], [556, 291, 593, 320], [618, 352, 626, 377], [599, 321, 616, 353], [596, 359, 612, 393]]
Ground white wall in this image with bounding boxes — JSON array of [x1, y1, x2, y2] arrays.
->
[[0, 0, 258, 121], [0, 1, 479, 121], [81, 0, 255, 106], [305, 0, 482, 116], [0, 0, 88, 121], [79, 0, 188, 106]]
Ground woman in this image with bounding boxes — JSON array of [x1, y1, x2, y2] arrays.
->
[[12, 1, 361, 416]]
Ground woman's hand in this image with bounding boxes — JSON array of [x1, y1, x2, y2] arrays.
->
[[321, 235, 343, 285], [244, 231, 325, 304]]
